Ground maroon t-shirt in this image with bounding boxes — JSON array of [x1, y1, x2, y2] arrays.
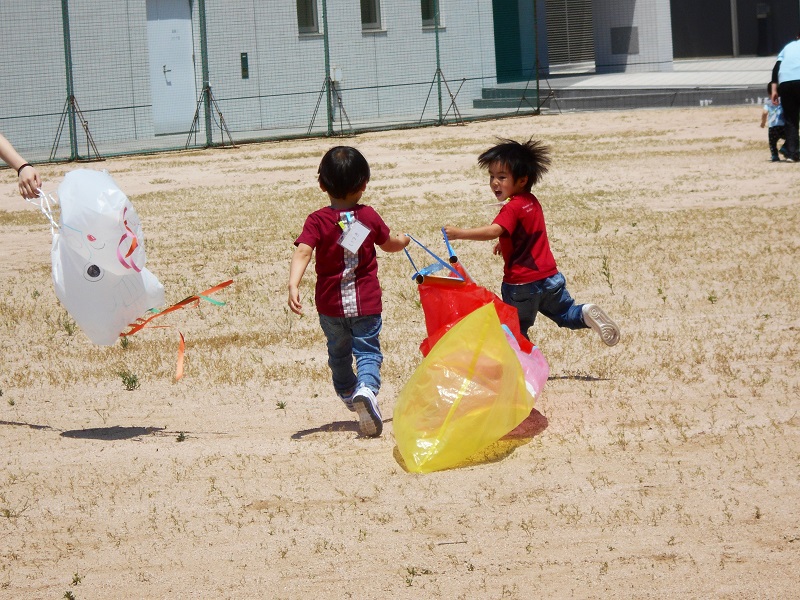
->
[[295, 204, 390, 317], [492, 192, 559, 285]]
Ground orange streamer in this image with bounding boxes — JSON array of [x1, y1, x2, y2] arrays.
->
[[120, 279, 233, 380]]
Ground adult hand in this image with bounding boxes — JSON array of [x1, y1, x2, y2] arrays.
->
[[17, 164, 42, 199]]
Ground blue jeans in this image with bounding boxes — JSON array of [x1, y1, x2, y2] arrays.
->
[[501, 272, 587, 340], [318, 314, 383, 397]]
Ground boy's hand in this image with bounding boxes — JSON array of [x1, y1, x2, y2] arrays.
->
[[288, 285, 303, 315], [379, 233, 411, 253], [443, 226, 461, 240], [288, 243, 312, 315], [493, 242, 502, 255]]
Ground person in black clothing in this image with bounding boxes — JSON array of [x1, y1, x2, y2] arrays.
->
[[771, 32, 800, 162]]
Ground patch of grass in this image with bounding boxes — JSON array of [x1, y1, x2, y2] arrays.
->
[[0, 210, 49, 226], [59, 313, 78, 337], [117, 370, 140, 391]]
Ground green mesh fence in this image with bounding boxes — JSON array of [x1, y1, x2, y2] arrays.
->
[[0, 0, 546, 165]]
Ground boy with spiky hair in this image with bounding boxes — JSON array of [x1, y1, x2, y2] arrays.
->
[[444, 138, 620, 346]]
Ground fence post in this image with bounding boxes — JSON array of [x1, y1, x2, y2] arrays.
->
[[434, 0, 443, 124], [61, 0, 78, 161], [534, 0, 541, 110], [198, 0, 212, 146], [321, 0, 334, 136]]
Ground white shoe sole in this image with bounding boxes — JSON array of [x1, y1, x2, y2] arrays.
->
[[352, 392, 383, 437], [582, 304, 620, 347]]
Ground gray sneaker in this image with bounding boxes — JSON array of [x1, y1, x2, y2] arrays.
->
[[339, 389, 357, 412], [352, 386, 383, 437], [582, 304, 620, 346]]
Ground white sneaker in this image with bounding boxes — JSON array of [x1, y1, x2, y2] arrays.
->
[[582, 304, 620, 347], [351, 386, 383, 437]]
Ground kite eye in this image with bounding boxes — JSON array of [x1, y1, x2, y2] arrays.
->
[[84, 264, 104, 282]]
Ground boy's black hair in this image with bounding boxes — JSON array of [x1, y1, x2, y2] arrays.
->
[[318, 146, 371, 200], [767, 82, 773, 95], [478, 138, 551, 192]]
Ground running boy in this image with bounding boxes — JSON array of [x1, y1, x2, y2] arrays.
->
[[444, 138, 620, 346], [288, 146, 410, 437]]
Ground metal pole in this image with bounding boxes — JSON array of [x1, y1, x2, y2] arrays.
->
[[61, 0, 78, 160], [198, 0, 212, 146], [534, 0, 540, 110], [730, 0, 739, 57], [322, 0, 333, 135], [434, 0, 443, 124]]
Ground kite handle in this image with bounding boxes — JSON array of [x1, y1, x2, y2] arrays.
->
[[404, 234, 464, 283], [403, 246, 424, 284], [441, 227, 458, 264]]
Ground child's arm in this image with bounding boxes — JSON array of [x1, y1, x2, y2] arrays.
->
[[443, 224, 504, 241], [288, 243, 313, 315], [379, 233, 411, 253], [761, 108, 767, 128]]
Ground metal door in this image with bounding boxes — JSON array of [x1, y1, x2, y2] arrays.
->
[[147, 0, 197, 135]]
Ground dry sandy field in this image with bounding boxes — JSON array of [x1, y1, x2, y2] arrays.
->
[[1, 105, 798, 599]]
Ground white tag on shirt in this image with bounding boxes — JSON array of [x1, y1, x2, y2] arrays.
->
[[338, 220, 370, 253]]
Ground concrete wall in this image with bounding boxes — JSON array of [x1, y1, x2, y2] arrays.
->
[[198, 0, 497, 134], [592, 0, 674, 73]]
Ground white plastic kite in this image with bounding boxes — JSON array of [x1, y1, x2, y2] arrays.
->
[[35, 169, 165, 345]]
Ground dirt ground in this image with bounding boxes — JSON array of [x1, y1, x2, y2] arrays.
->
[[1, 105, 799, 599]]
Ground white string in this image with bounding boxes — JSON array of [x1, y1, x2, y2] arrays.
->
[[25, 188, 60, 235]]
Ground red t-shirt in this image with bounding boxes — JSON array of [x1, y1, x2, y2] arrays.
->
[[295, 204, 390, 317], [492, 192, 559, 284]]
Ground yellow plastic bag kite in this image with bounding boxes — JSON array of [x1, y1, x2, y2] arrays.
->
[[394, 303, 535, 473]]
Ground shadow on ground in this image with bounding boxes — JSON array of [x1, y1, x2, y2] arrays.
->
[[61, 425, 166, 441]]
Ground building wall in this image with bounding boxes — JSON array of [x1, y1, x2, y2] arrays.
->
[[669, 0, 800, 59], [592, 0, 673, 73], [0, 0, 497, 161], [200, 0, 497, 135], [69, 1, 154, 142], [0, 2, 71, 156]]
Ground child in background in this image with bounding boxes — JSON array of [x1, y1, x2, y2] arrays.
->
[[762, 84, 787, 162], [444, 138, 620, 347], [288, 146, 410, 437]]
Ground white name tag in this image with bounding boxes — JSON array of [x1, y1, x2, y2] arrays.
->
[[338, 220, 370, 253]]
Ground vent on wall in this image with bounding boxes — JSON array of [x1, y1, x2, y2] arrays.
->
[[611, 26, 639, 55]]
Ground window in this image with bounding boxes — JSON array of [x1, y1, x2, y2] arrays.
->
[[361, 0, 381, 30], [421, 0, 437, 27], [297, 0, 319, 34]]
